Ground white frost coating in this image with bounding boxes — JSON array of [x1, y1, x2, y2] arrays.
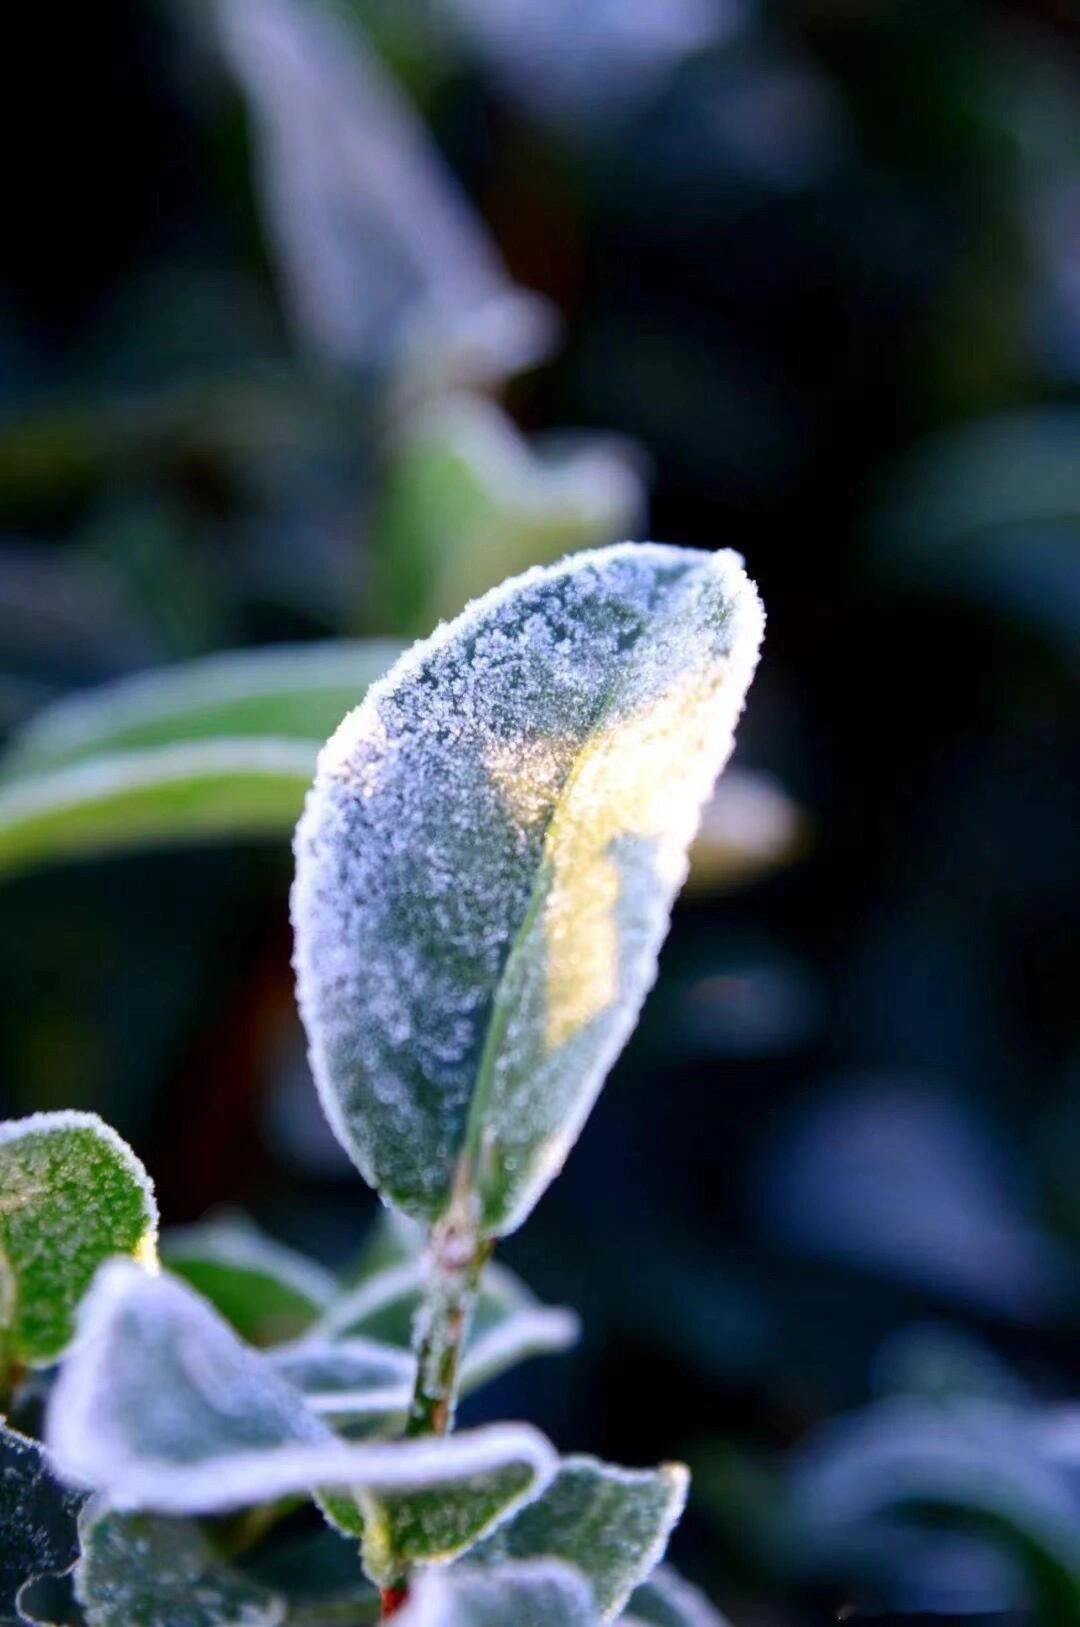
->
[[292, 542, 764, 1233], [398, 1559, 597, 1627], [46, 1261, 555, 1516], [460, 1307, 580, 1394], [5, 641, 401, 773], [0, 1110, 159, 1238], [163, 1214, 338, 1310]]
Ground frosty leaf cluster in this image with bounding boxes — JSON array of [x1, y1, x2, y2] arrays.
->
[[2, 543, 759, 1625]]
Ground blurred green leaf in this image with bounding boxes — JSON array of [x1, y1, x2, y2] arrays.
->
[[162, 1213, 338, 1348], [377, 396, 644, 633], [3, 642, 399, 778], [471, 1457, 688, 1620], [293, 544, 763, 1235], [0, 1112, 157, 1368], [0, 740, 316, 879]]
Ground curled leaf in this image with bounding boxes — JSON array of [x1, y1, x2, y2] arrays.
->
[[293, 543, 763, 1235], [0, 1112, 157, 1367], [46, 1262, 554, 1526]]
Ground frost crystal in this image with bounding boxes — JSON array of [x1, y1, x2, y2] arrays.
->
[[292, 542, 763, 1233]]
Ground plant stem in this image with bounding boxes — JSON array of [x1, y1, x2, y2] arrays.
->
[[378, 1204, 494, 1617], [406, 1212, 493, 1440]]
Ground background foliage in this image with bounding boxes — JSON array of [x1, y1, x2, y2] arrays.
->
[[1, 1, 1078, 1621]]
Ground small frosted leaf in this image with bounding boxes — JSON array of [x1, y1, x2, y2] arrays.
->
[[470, 1456, 688, 1619], [163, 1214, 337, 1346], [398, 1561, 597, 1627], [359, 1453, 550, 1585], [75, 1502, 285, 1627], [46, 1262, 554, 1517], [0, 1424, 83, 1627], [269, 1337, 414, 1421], [624, 1566, 733, 1627], [293, 543, 764, 1234], [3, 642, 399, 778], [0, 1112, 157, 1366]]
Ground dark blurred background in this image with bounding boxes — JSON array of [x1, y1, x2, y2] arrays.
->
[[1, 2, 1078, 1622]]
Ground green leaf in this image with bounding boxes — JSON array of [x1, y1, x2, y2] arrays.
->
[[0, 1112, 157, 1368], [0, 741, 317, 878], [0, 641, 399, 880], [162, 1214, 337, 1347], [3, 642, 400, 778], [359, 1452, 550, 1586], [398, 1562, 597, 1627], [46, 1262, 554, 1522], [75, 1502, 285, 1627], [470, 1457, 688, 1619], [236, 1527, 380, 1626], [624, 1566, 732, 1627], [377, 396, 644, 634], [292, 543, 763, 1235], [0, 1424, 83, 1627]]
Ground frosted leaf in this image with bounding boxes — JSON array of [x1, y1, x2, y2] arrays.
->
[[624, 1566, 733, 1627], [469, 1457, 688, 1620], [378, 395, 645, 634], [2, 642, 399, 778], [0, 1112, 157, 1367], [75, 1501, 285, 1627], [398, 1560, 597, 1627], [0, 740, 320, 880], [268, 1337, 414, 1421], [440, 0, 734, 128], [217, 0, 554, 392], [163, 1214, 338, 1347], [292, 542, 764, 1234], [792, 1397, 1080, 1613], [0, 1424, 83, 1627], [46, 1262, 554, 1520]]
